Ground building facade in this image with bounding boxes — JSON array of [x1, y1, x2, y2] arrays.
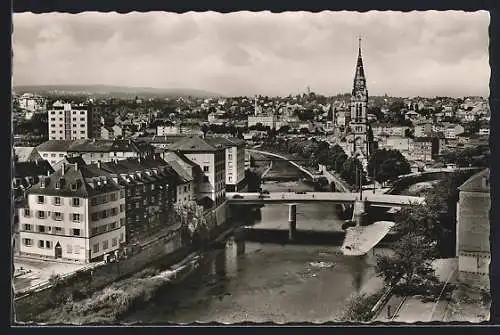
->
[[48, 101, 99, 140], [94, 157, 178, 245], [18, 163, 126, 263], [206, 137, 246, 192], [168, 136, 226, 209], [456, 169, 490, 288]]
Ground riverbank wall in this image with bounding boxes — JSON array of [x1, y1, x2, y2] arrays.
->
[[14, 202, 231, 323]]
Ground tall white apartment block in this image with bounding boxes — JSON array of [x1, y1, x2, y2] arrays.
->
[[48, 101, 100, 140]]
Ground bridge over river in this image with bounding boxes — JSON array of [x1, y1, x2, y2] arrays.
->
[[226, 191, 425, 208]]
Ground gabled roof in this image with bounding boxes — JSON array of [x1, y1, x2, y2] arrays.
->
[[166, 160, 193, 184], [168, 136, 222, 152], [14, 147, 42, 162], [36, 140, 74, 152], [459, 168, 490, 193], [27, 163, 121, 198], [14, 160, 54, 178]]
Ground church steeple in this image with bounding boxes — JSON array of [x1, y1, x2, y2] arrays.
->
[[353, 37, 366, 93]]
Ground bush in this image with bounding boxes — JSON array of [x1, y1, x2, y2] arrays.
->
[[340, 291, 384, 322]]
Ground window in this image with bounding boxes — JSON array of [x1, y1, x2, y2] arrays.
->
[[91, 197, 97, 206], [54, 197, 61, 205], [23, 224, 32, 231], [45, 241, 52, 249], [72, 198, 80, 207], [120, 190, 125, 198], [93, 243, 99, 253], [112, 237, 118, 247], [80, 118, 85, 121], [110, 193, 117, 201], [72, 118, 76, 121], [184, 186, 188, 192], [37, 211, 46, 219], [120, 204, 125, 212], [38, 225, 46, 233], [23, 209, 31, 217], [102, 240, 109, 250], [102, 210, 108, 219], [203, 176, 209, 182], [109, 222, 117, 230], [54, 227, 63, 234], [66, 244, 73, 254], [37, 196, 45, 204], [111, 208, 117, 216], [23, 238, 33, 246], [54, 212, 62, 221], [51, 153, 56, 157], [120, 218, 125, 226], [203, 166, 209, 172], [80, 131, 85, 134], [59, 154, 64, 157], [71, 228, 81, 236], [135, 202, 140, 209], [143, 199, 147, 206], [37, 240, 44, 248], [72, 213, 81, 222], [119, 233, 124, 242], [91, 213, 99, 221]]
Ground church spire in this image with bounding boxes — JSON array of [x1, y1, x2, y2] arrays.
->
[[353, 36, 366, 93]]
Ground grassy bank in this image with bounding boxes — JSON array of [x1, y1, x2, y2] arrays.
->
[[336, 290, 385, 322], [33, 257, 200, 325]]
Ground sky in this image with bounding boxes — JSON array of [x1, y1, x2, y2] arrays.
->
[[12, 11, 490, 98]]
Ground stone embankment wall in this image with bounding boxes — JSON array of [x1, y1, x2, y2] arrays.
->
[[15, 203, 229, 322]]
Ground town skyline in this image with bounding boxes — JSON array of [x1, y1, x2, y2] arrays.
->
[[13, 11, 490, 98]]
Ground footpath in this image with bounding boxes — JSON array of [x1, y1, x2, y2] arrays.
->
[[371, 258, 489, 323]]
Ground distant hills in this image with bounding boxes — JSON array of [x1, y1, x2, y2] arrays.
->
[[13, 85, 223, 99]]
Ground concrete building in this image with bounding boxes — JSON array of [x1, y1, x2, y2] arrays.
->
[[168, 136, 226, 209], [414, 122, 433, 138], [411, 137, 440, 162], [247, 114, 278, 129], [18, 93, 45, 112], [456, 168, 490, 288], [67, 139, 148, 165], [48, 101, 100, 140], [18, 163, 126, 263], [101, 125, 123, 140], [206, 137, 246, 192]]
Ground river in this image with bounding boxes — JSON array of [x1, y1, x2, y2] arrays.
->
[[122, 160, 386, 324]]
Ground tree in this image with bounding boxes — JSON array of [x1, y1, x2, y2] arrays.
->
[[376, 232, 439, 290], [341, 157, 365, 187], [367, 149, 411, 184], [173, 201, 209, 246]]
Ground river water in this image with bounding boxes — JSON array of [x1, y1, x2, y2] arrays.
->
[[123, 162, 386, 324]]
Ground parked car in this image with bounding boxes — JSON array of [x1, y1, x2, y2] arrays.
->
[[295, 191, 307, 194], [232, 194, 244, 199], [261, 189, 270, 194], [258, 194, 270, 199]]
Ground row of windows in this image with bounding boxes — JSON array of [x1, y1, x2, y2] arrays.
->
[[25, 209, 82, 222], [36, 196, 81, 206], [50, 117, 86, 122], [92, 234, 124, 254], [22, 226, 81, 236], [90, 219, 124, 236], [90, 192, 120, 205], [50, 110, 86, 115], [90, 207, 122, 221], [22, 238, 53, 249], [51, 130, 86, 134]]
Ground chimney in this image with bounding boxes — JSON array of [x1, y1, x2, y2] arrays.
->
[[35, 159, 39, 166], [74, 163, 78, 171], [46, 170, 51, 177], [97, 160, 101, 169], [62, 163, 65, 176]]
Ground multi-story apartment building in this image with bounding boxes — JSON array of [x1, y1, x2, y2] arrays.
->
[[13, 160, 55, 256], [456, 168, 490, 288], [411, 137, 440, 162], [168, 136, 226, 209], [48, 101, 100, 140], [206, 137, 246, 192], [157, 124, 181, 136], [247, 114, 278, 129], [18, 163, 126, 263], [414, 122, 433, 138], [18, 93, 45, 112], [94, 156, 178, 244]]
